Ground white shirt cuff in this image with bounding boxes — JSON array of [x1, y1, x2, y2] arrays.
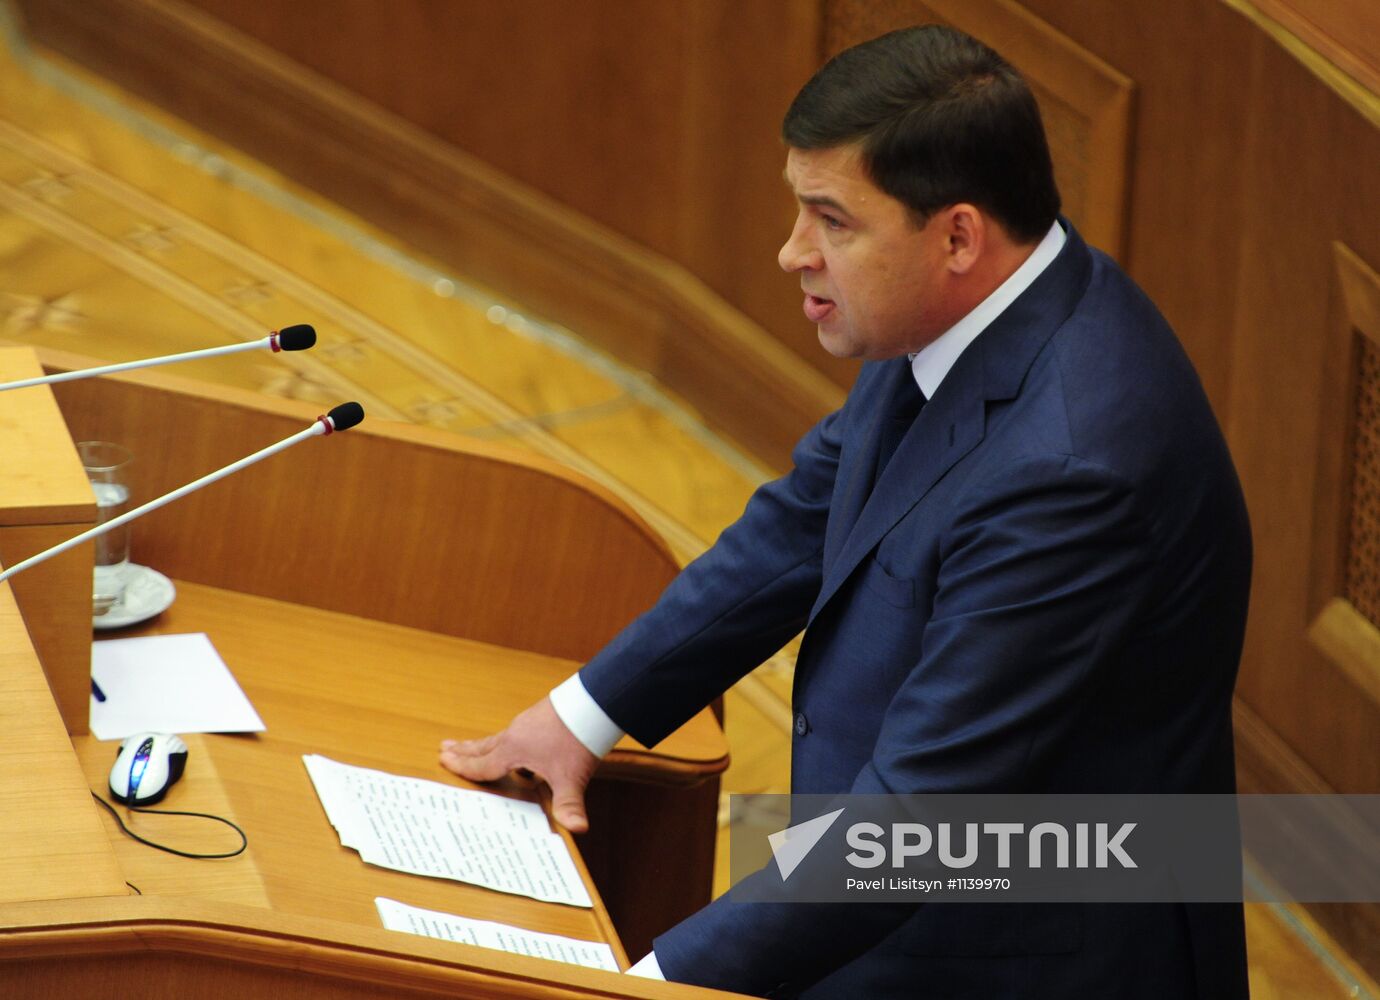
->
[[626, 950, 665, 980], [549, 674, 624, 759]]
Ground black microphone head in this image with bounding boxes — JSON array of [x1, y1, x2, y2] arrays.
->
[[276, 324, 316, 351], [327, 401, 364, 431]]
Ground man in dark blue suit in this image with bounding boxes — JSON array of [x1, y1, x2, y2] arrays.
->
[[442, 24, 1251, 999]]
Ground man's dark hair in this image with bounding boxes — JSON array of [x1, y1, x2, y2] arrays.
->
[[783, 25, 1060, 243]]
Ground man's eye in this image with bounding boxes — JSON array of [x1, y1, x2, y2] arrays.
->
[[822, 214, 844, 230]]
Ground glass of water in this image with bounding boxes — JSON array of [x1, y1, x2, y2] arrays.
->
[[77, 441, 133, 617]]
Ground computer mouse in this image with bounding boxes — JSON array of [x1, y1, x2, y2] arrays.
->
[[109, 732, 188, 806]]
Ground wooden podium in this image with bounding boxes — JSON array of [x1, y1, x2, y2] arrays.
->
[[0, 346, 737, 998]]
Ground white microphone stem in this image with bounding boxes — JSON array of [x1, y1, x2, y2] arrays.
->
[[0, 421, 327, 584], [0, 338, 274, 393]]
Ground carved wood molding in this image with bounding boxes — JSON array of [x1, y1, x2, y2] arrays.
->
[[1306, 241, 1380, 709], [1232, 697, 1333, 795], [1221, 0, 1380, 129]]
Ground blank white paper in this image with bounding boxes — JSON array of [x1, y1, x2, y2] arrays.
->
[[90, 632, 265, 741]]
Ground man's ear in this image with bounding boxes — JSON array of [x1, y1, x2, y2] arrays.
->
[[944, 204, 985, 275]]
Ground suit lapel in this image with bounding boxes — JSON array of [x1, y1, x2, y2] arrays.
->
[[808, 220, 1095, 626], [823, 357, 914, 571], [811, 356, 985, 622]]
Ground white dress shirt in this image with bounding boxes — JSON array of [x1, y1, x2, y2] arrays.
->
[[909, 219, 1065, 397]]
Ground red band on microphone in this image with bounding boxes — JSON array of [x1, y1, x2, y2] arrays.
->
[[316, 414, 334, 435], [269, 330, 282, 353]]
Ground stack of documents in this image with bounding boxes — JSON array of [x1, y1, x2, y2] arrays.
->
[[303, 755, 592, 907], [376, 897, 619, 972]]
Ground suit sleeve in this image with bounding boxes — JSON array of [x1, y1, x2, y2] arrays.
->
[[653, 454, 1155, 997], [579, 395, 848, 747]]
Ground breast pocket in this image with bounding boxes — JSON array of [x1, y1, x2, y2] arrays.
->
[[859, 556, 916, 608]]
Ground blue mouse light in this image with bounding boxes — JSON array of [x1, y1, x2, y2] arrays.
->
[[109, 732, 188, 806]]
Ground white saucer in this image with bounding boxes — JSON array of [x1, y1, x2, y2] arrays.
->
[[93, 564, 176, 631]]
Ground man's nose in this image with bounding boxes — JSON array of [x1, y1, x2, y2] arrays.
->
[[778, 216, 821, 273]]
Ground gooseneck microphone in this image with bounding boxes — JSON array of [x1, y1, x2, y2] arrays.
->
[[0, 402, 364, 584], [0, 325, 318, 393]]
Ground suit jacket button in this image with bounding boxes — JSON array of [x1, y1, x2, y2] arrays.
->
[[794, 712, 809, 736]]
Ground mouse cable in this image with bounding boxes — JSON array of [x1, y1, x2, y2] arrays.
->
[[90, 792, 248, 860]]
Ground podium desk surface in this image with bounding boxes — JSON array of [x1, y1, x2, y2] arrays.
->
[[79, 579, 729, 963]]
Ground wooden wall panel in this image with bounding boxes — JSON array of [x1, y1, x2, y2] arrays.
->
[[175, 0, 850, 389], [1308, 245, 1380, 710], [1222, 27, 1380, 799], [182, 1, 691, 255]]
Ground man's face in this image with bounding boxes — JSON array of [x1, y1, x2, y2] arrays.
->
[[780, 144, 955, 360]]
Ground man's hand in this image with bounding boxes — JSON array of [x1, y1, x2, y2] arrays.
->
[[439, 698, 599, 834]]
